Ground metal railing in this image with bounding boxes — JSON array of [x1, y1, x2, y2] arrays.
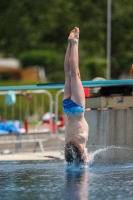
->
[[0, 89, 53, 152], [55, 89, 65, 141]]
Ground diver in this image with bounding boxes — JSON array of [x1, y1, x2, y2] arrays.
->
[[62, 27, 89, 165]]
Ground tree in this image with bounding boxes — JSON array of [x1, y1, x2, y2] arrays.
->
[[19, 50, 63, 81], [0, 0, 133, 80]]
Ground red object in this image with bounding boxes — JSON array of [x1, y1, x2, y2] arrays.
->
[[52, 124, 56, 132], [84, 88, 90, 98], [43, 119, 56, 132], [24, 120, 28, 133], [43, 114, 65, 132], [58, 115, 65, 127]]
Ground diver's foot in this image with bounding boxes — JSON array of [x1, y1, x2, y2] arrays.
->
[[68, 27, 79, 43]]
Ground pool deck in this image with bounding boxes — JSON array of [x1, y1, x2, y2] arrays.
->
[[0, 151, 64, 161]]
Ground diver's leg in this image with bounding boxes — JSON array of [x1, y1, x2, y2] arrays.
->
[[69, 27, 85, 106], [65, 28, 89, 165], [63, 42, 71, 100]]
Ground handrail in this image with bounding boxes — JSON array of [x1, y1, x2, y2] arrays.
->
[[0, 89, 53, 151], [55, 89, 65, 141], [0, 79, 133, 91]]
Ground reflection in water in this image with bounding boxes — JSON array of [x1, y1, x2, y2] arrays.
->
[[65, 171, 89, 200]]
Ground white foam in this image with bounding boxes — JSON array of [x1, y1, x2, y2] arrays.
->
[[89, 147, 110, 165], [63, 146, 110, 171], [64, 161, 89, 172]]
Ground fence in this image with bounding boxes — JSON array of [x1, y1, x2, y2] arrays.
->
[[0, 89, 56, 152], [0, 80, 133, 152]]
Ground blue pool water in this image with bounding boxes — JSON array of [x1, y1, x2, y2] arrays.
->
[[0, 147, 133, 200]]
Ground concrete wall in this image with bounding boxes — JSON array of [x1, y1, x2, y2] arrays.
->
[[85, 108, 133, 148]]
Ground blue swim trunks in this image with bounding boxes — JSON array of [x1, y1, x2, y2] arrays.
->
[[62, 98, 85, 114]]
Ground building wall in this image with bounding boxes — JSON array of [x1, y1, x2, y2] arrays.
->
[[21, 68, 39, 81], [0, 67, 39, 81]]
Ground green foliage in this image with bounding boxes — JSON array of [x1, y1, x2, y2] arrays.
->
[[19, 50, 62, 80], [111, 0, 133, 78], [83, 58, 106, 80], [0, 0, 133, 79], [48, 71, 65, 83], [0, 0, 106, 58], [19, 50, 60, 68]]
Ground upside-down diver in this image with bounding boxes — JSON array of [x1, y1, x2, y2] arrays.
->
[[62, 27, 89, 165]]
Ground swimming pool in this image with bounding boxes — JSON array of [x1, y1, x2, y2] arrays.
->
[[0, 147, 133, 200]]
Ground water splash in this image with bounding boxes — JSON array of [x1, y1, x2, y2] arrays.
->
[[64, 146, 110, 171], [89, 147, 110, 167], [89, 145, 133, 167], [59, 150, 64, 156], [64, 146, 114, 171], [65, 161, 89, 172], [63, 145, 133, 171]]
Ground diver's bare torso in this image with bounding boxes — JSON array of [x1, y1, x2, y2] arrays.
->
[[65, 113, 89, 151]]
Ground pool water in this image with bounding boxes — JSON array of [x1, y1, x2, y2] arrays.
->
[[0, 147, 133, 200]]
